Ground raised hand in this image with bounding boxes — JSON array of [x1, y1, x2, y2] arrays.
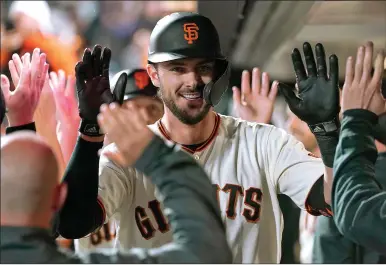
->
[[1, 48, 49, 126], [50, 70, 80, 125], [50, 70, 80, 163], [342, 41, 385, 115], [279, 42, 340, 135], [232, 68, 278, 124], [97, 102, 154, 167], [76, 45, 127, 137]]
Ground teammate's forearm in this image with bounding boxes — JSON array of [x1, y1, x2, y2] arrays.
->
[[315, 130, 339, 205], [57, 122, 80, 165], [332, 110, 386, 254], [323, 166, 333, 205], [133, 136, 232, 263], [58, 136, 104, 239]]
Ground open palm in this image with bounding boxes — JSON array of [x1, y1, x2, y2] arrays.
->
[[1, 49, 48, 126], [232, 68, 278, 124], [50, 70, 80, 124]]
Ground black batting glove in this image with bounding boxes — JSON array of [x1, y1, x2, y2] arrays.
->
[[280, 42, 340, 134], [76, 45, 127, 137], [280, 42, 341, 167]]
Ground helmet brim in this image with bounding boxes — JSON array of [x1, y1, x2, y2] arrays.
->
[[148, 52, 226, 64]]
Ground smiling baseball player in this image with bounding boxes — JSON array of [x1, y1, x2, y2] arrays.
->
[[58, 12, 340, 263]]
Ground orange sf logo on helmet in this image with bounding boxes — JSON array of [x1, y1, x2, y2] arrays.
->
[[134, 72, 149, 90], [183, 23, 199, 44]]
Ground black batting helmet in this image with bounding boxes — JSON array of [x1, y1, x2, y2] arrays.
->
[[110, 69, 158, 101], [148, 12, 230, 106]]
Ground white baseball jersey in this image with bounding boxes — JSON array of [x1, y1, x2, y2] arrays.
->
[[97, 113, 324, 263], [74, 220, 118, 253]]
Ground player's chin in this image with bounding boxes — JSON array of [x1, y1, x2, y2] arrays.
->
[[179, 101, 209, 115]]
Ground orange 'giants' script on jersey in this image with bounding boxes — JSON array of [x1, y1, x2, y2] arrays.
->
[[183, 23, 199, 44], [134, 185, 263, 240]]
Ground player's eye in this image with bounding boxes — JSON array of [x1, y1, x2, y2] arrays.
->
[[170, 67, 185, 73], [197, 65, 214, 75]]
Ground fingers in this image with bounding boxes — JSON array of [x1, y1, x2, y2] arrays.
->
[[139, 105, 151, 124], [8, 60, 20, 87], [260, 72, 270, 97], [232, 86, 241, 108], [102, 150, 127, 167], [12, 53, 23, 75], [303, 42, 317, 78], [361, 41, 374, 82], [315, 43, 327, 79], [50, 71, 59, 91], [18, 53, 31, 89], [65, 75, 76, 98], [82, 48, 93, 80], [291, 48, 307, 82], [38, 63, 49, 92], [251, 68, 261, 94], [22, 53, 31, 71], [98, 103, 132, 146], [101, 47, 111, 79], [75, 61, 86, 92], [126, 102, 148, 129], [1, 74, 10, 100], [278, 83, 301, 111], [344, 56, 354, 89], [268, 80, 279, 101], [354, 45, 365, 83], [98, 103, 118, 135], [371, 49, 385, 87], [58, 69, 66, 94], [329, 54, 339, 88], [241, 70, 251, 103], [30, 48, 40, 82], [35, 53, 47, 89], [92, 45, 102, 77]]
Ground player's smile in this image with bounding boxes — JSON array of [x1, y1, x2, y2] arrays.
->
[[178, 90, 204, 107]]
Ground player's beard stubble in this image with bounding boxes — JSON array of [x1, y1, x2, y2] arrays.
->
[[157, 82, 211, 125]]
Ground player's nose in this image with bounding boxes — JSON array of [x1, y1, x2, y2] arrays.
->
[[184, 71, 204, 89]]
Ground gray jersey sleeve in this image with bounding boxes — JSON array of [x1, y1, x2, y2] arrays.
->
[[81, 136, 232, 264]]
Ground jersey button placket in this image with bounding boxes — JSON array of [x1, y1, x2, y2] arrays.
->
[[194, 154, 200, 160]]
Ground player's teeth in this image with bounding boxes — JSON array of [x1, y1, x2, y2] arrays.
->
[[182, 93, 200, 99]]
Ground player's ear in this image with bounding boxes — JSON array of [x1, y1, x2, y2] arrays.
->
[[147, 63, 160, 88], [52, 182, 68, 212]]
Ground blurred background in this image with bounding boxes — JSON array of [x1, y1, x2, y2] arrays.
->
[[1, 0, 385, 117], [1, 1, 385, 263]]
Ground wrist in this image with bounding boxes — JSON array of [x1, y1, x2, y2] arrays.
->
[[6, 122, 36, 134], [252, 115, 271, 124], [308, 117, 340, 168], [342, 109, 379, 124], [315, 134, 339, 168], [80, 133, 105, 142], [79, 119, 103, 137], [308, 116, 340, 136], [7, 114, 34, 127]]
